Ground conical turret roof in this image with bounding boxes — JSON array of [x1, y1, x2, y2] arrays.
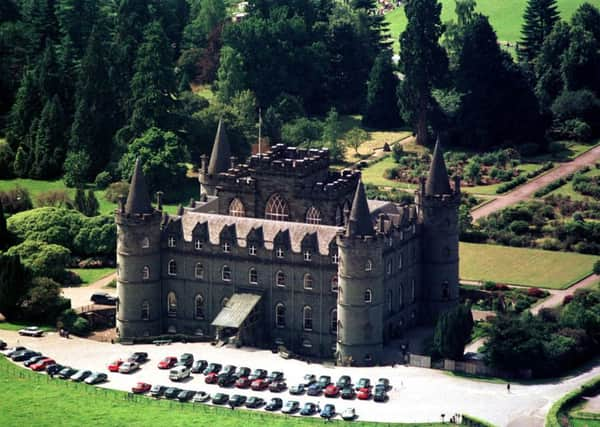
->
[[346, 178, 374, 237], [425, 138, 452, 196], [207, 119, 231, 175], [125, 158, 153, 215]]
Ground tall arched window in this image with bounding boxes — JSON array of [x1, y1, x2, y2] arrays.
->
[[195, 294, 205, 319], [141, 301, 149, 320], [399, 283, 404, 307], [168, 260, 177, 276], [228, 198, 245, 217], [222, 265, 232, 282], [195, 263, 204, 279], [303, 273, 313, 290], [141, 237, 150, 248], [331, 275, 339, 292], [364, 289, 372, 304], [365, 259, 373, 272], [275, 303, 286, 328], [167, 292, 177, 317], [142, 266, 150, 280], [305, 206, 322, 224], [387, 290, 393, 313], [276, 271, 285, 287], [249, 268, 258, 284], [265, 193, 290, 221], [330, 309, 337, 334], [303, 306, 313, 331]]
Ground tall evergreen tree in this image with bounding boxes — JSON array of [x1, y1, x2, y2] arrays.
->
[[518, 0, 560, 62], [21, 0, 60, 53], [534, 22, 572, 109], [0, 254, 31, 319], [55, 0, 99, 55], [85, 190, 99, 216], [351, 0, 391, 52], [6, 68, 41, 154], [31, 95, 66, 178], [183, 0, 226, 48], [0, 198, 9, 250], [36, 41, 61, 105], [398, 0, 448, 146], [74, 187, 86, 213], [362, 51, 402, 129], [442, 0, 477, 69], [216, 46, 247, 102]]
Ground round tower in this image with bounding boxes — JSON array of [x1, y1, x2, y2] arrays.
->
[[417, 139, 460, 322], [336, 180, 384, 366], [116, 159, 162, 339]]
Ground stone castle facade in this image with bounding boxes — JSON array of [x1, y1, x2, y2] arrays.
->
[[115, 121, 460, 365]]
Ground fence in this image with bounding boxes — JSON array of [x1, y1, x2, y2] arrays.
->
[[407, 353, 529, 379]]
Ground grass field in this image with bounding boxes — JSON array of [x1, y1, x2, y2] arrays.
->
[[385, 0, 587, 51], [459, 242, 598, 289], [464, 163, 543, 195], [361, 156, 417, 189], [68, 268, 115, 285], [0, 321, 54, 332], [0, 357, 443, 427], [547, 166, 600, 201]]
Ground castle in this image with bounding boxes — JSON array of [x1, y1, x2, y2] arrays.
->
[[115, 121, 460, 365]]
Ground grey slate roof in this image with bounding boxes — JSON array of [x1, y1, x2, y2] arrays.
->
[[425, 138, 452, 196], [207, 119, 231, 175], [125, 158, 153, 215], [211, 293, 262, 328], [346, 179, 375, 237]]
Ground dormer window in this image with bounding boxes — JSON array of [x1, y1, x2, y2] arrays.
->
[[276, 247, 284, 258], [167, 236, 175, 248], [195, 240, 203, 250], [303, 250, 312, 262], [249, 245, 257, 256], [331, 253, 339, 264], [223, 242, 231, 253]]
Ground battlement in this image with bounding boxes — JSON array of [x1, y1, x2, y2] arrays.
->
[[244, 144, 331, 177]]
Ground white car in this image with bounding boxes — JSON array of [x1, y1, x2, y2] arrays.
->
[[192, 391, 210, 403], [18, 326, 44, 337], [342, 407, 356, 421], [118, 361, 140, 373]]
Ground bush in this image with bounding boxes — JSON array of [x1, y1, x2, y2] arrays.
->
[[496, 175, 527, 194], [94, 171, 112, 190], [527, 287, 545, 298], [72, 317, 90, 336], [384, 167, 399, 180], [594, 260, 600, 275], [551, 89, 600, 132], [6, 240, 71, 282], [563, 294, 574, 305], [534, 178, 567, 197], [555, 119, 593, 142], [0, 187, 33, 213], [22, 277, 70, 322], [36, 190, 73, 209], [104, 181, 129, 203], [483, 281, 497, 291], [392, 143, 404, 162], [509, 220, 530, 234], [58, 309, 90, 336]]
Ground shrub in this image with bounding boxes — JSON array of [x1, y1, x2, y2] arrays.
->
[[104, 181, 129, 203], [6, 240, 71, 282], [496, 175, 527, 194], [0, 187, 33, 213], [483, 281, 497, 291], [94, 171, 112, 190], [534, 178, 567, 197], [509, 220, 529, 234], [384, 167, 399, 180], [36, 190, 73, 209], [392, 143, 404, 162], [527, 287, 545, 298], [72, 317, 90, 336], [593, 260, 600, 275], [555, 119, 593, 142], [562, 295, 574, 305]]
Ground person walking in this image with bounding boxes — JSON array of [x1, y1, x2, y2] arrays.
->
[[507, 383, 511, 393]]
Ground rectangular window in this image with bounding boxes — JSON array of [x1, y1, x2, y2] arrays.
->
[[195, 240, 202, 250], [223, 242, 231, 253], [168, 236, 175, 248], [304, 250, 311, 261], [249, 245, 257, 256]]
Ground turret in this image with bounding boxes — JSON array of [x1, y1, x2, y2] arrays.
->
[[199, 119, 231, 196], [336, 179, 384, 366], [116, 158, 162, 339], [417, 138, 460, 322]]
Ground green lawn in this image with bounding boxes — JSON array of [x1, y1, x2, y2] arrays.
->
[[361, 156, 417, 190], [385, 0, 586, 51], [460, 242, 598, 289], [0, 321, 55, 332], [464, 163, 544, 195], [547, 166, 600, 201], [69, 268, 115, 285], [0, 357, 442, 427], [527, 140, 599, 163]]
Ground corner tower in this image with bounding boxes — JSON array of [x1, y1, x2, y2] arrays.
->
[[116, 158, 162, 339], [199, 119, 231, 196], [336, 179, 384, 366], [417, 139, 460, 322]]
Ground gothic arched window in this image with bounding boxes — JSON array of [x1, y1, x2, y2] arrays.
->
[[195, 294, 205, 319], [265, 193, 290, 221], [305, 206, 322, 224], [167, 292, 177, 317], [365, 259, 373, 272], [303, 273, 313, 290], [168, 260, 177, 276], [303, 306, 313, 331], [275, 303, 286, 328], [142, 265, 150, 280], [249, 268, 258, 284], [228, 198, 245, 217], [141, 301, 149, 320], [331, 275, 339, 292], [195, 263, 204, 279], [276, 270, 286, 287]]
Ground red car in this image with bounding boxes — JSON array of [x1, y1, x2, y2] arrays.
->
[[205, 372, 219, 384], [324, 384, 340, 397], [251, 378, 269, 391], [357, 387, 371, 400], [235, 377, 251, 388], [108, 360, 124, 372], [157, 356, 177, 370], [132, 382, 152, 394], [31, 358, 55, 371]]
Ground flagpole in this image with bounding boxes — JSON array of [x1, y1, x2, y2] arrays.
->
[[258, 108, 262, 157]]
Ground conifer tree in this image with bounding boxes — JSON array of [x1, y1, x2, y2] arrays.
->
[[85, 190, 99, 216], [32, 95, 66, 178], [362, 51, 402, 129], [216, 46, 247, 103], [518, 0, 560, 62], [0, 198, 9, 250], [74, 187, 86, 213], [6, 69, 41, 154]]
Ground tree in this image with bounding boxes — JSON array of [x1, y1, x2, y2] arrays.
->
[[362, 51, 402, 129], [6, 68, 41, 155], [281, 118, 324, 148], [74, 187, 86, 213], [22, 276, 67, 321], [0, 198, 9, 250], [432, 304, 474, 359], [518, 0, 560, 62], [560, 25, 600, 96], [7, 240, 71, 282], [183, 0, 226, 47], [31, 95, 66, 178], [442, 0, 477, 69], [216, 46, 247, 103], [85, 190, 99, 217], [0, 253, 31, 318], [63, 150, 91, 188], [322, 108, 345, 162], [345, 128, 368, 155], [398, 0, 448, 146]]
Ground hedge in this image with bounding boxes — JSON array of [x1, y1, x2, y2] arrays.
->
[[462, 414, 497, 427], [545, 376, 600, 427]]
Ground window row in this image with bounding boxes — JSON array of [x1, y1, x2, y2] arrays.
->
[[274, 304, 337, 334]]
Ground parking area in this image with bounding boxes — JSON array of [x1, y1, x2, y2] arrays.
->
[[1, 330, 599, 426]]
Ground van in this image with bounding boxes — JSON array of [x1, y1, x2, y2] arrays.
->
[[169, 365, 191, 382]]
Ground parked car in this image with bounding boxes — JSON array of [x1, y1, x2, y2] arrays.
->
[[203, 363, 222, 376], [71, 370, 92, 382], [85, 372, 108, 385], [341, 407, 356, 421], [234, 366, 250, 379], [128, 352, 148, 363], [251, 378, 269, 391], [211, 393, 229, 405], [306, 383, 322, 396], [132, 382, 152, 394], [169, 365, 191, 381], [31, 358, 55, 371], [265, 397, 283, 411], [324, 384, 340, 397], [192, 391, 210, 403], [217, 374, 235, 387], [108, 360, 124, 372], [177, 390, 196, 402], [46, 364, 64, 376], [248, 368, 267, 381], [376, 378, 390, 391], [289, 383, 305, 395], [164, 387, 183, 399], [0, 339, 6, 350], [229, 394, 247, 407], [4, 346, 26, 357], [269, 381, 287, 392], [204, 372, 219, 384], [357, 387, 371, 400], [282, 400, 300, 414], [235, 376, 251, 388], [244, 396, 264, 408], [373, 387, 388, 402], [318, 375, 332, 388], [221, 365, 236, 376], [24, 355, 46, 367], [58, 367, 77, 379], [90, 292, 116, 305], [303, 374, 317, 386], [191, 359, 208, 373], [300, 402, 318, 416], [119, 361, 139, 374], [336, 375, 352, 388], [267, 371, 284, 382], [150, 384, 167, 398], [320, 404, 336, 419], [158, 356, 177, 370], [356, 378, 371, 390], [177, 353, 194, 368], [12, 350, 40, 362], [341, 386, 356, 400], [18, 326, 44, 337]]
